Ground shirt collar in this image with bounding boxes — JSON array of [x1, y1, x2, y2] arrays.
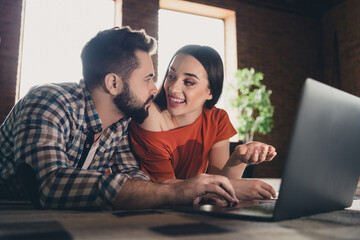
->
[[80, 80, 103, 134], [110, 117, 131, 135]]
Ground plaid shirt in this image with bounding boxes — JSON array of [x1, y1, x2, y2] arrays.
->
[[0, 80, 149, 209]]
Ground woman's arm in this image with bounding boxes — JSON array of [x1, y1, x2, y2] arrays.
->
[[208, 140, 277, 178], [208, 140, 278, 200], [208, 140, 247, 179]]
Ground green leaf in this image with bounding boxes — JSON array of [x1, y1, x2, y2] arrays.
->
[[229, 67, 274, 140]]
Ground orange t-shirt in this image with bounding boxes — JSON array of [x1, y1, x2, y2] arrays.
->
[[129, 107, 237, 182]]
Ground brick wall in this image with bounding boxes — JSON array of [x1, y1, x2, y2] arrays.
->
[[322, 0, 360, 96], [0, 0, 359, 177], [0, 0, 23, 123], [122, 0, 159, 79], [236, 3, 324, 177]]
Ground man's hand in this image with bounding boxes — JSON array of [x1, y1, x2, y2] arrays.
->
[[232, 141, 277, 165], [172, 173, 239, 206], [230, 178, 277, 200], [113, 174, 238, 209]]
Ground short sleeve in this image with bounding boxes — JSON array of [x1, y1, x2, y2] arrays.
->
[[214, 109, 237, 143]]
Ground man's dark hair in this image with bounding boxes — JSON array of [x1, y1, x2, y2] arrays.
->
[[81, 26, 157, 90], [155, 45, 224, 111]]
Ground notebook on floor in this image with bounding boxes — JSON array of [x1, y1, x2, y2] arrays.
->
[[174, 78, 360, 221]]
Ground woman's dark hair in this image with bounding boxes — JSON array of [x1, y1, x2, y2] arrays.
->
[[81, 26, 157, 90], [155, 45, 224, 111]]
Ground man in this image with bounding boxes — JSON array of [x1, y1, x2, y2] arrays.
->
[[0, 26, 238, 209]]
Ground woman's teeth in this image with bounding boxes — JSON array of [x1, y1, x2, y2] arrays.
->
[[170, 97, 185, 103]]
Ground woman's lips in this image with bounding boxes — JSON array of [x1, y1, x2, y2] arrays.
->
[[168, 96, 185, 107]]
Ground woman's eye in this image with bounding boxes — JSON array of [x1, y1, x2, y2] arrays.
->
[[167, 74, 175, 80], [184, 80, 195, 86]]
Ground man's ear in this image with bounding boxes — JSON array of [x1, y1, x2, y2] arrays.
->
[[104, 73, 123, 95]]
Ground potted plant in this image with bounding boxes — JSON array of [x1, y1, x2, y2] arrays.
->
[[229, 68, 274, 143]]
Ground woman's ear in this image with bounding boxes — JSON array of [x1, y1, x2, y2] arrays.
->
[[104, 73, 123, 95], [206, 91, 213, 100]]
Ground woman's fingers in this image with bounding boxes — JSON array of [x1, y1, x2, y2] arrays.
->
[[238, 142, 277, 165], [259, 183, 277, 199]]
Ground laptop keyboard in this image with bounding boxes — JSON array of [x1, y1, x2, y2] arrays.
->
[[225, 200, 277, 214], [243, 201, 276, 214]]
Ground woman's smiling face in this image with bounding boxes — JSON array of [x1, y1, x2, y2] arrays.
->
[[164, 53, 213, 120]]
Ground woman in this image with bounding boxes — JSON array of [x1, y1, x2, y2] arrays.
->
[[130, 45, 277, 200]]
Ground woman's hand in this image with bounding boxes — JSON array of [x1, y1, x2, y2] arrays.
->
[[230, 178, 277, 200], [232, 141, 277, 165]]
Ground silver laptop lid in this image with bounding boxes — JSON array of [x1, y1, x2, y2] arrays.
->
[[274, 78, 360, 221]]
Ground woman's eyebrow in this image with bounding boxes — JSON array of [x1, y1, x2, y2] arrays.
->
[[170, 66, 200, 80], [184, 73, 200, 80]]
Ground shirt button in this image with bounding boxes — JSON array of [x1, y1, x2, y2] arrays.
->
[[86, 144, 90, 148]]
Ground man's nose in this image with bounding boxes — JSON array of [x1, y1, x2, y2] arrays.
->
[[150, 80, 158, 95]]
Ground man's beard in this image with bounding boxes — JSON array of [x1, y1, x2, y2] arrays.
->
[[113, 83, 154, 124]]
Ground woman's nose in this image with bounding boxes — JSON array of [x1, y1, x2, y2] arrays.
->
[[168, 79, 182, 93]]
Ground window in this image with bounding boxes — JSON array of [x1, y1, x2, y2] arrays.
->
[[158, 9, 225, 86], [18, 0, 115, 99], [158, 0, 236, 109]]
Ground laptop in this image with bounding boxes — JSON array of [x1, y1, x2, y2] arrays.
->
[[174, 78, 360, 221]]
